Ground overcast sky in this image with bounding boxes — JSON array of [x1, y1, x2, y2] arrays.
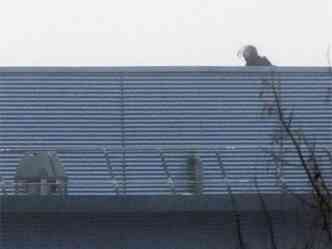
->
[[0, 0, 331, 66]]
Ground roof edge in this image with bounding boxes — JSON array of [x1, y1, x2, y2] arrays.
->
[[0, 66, 330, 73]]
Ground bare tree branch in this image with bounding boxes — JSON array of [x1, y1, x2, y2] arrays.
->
[[253, 171, 278, 249], [216, 152, 247, 249], [260, 77, 332, 244]]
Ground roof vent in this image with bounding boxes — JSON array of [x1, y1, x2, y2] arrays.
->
[[15, 151, 67, 195]]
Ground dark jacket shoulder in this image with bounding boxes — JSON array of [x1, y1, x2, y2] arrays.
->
[[246, 56, 272, 66], [260, 56, 272, 66]]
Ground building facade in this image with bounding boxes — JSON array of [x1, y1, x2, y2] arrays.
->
[[0, 67, 331, 248]]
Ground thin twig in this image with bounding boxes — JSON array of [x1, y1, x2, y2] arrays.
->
[[216, 152, 247, 249], [253, 172, 278, 249]]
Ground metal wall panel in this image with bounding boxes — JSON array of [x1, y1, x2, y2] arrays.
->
[[0, 67, 331, 195], [2, 211, 325, 249]]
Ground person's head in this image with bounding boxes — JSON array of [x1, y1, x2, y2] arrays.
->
[[241, 45, 258, 60], [238, 45, 260, 63], [238, 45, 272, 66]]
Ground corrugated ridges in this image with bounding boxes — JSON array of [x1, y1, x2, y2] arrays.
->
[[0, 67, 331, 195]]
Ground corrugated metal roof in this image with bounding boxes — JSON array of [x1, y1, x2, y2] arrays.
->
[[0, 67, 331, 195]]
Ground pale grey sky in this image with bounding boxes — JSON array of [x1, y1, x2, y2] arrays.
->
[[0, 0, 331, 66]]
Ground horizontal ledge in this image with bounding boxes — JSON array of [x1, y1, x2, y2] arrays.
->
[[1, 145, 332, 153], [1, 194, 312, 213], [0, 66, 330, 74]]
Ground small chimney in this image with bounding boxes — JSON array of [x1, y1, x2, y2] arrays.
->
[[186, 153, 203, 195]]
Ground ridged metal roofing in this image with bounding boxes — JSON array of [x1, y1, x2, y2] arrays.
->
[[0, 67, 331, 195]]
